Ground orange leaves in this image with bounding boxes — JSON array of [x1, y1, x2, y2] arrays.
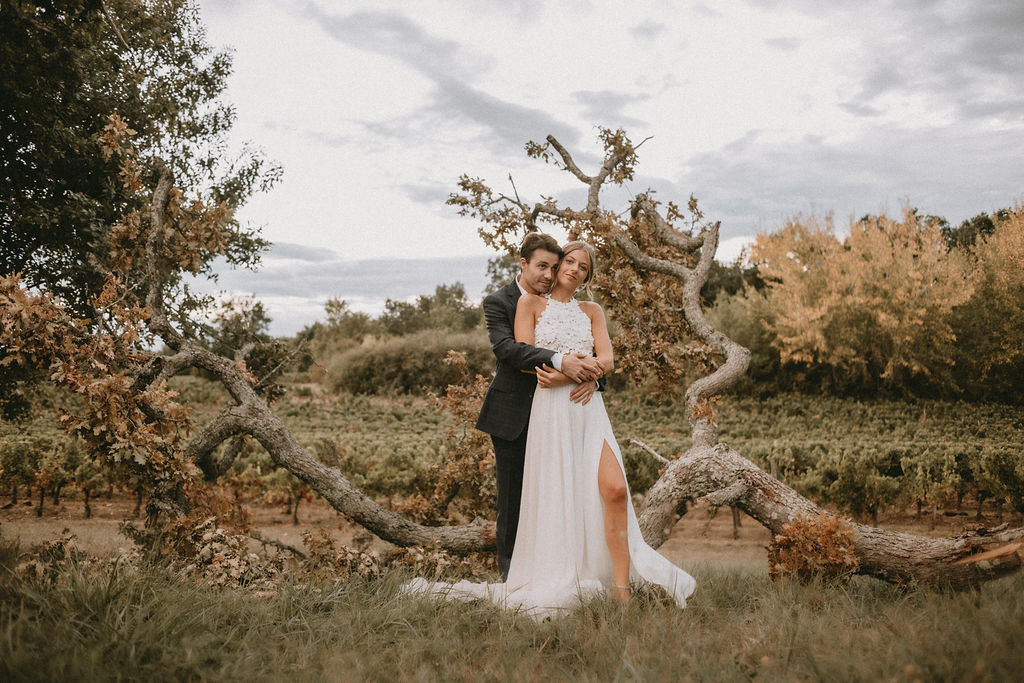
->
[[0, 275, 192, 484], [97, 114, 143, 195], [97, 113, 136, 162], [162, 194, 234, 274], [768, 513, 860, 582], [749, 208, 973, 391], [234, 360, 259, 387]]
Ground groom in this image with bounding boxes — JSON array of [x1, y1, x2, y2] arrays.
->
[[476, 232, 603, 580]]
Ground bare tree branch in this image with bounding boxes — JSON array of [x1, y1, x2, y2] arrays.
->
[[628, 438, 670, 465], [631, 194, 704, 252], [638, 443, 1024, 588], [545, 135, 593, 185]]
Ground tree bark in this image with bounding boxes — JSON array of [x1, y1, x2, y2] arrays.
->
[[637, 443, 1024, 589], [127, 148, 1023, 590]]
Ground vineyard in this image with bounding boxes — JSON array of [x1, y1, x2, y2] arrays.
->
[[3, 382, 1023, 680], [3, 377, 1021, 531]]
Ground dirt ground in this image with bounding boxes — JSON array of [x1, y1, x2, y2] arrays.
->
[[3, 490, 1008, 574]]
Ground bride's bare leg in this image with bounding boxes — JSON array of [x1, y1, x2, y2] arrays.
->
[[598, 440, 630, 600]]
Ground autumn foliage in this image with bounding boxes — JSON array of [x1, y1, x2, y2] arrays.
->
[[715, 206, 1024, 399], [768, 513, 860, 582]]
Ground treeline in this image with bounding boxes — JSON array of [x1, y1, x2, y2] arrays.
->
[[705, 207, 1024, 402], [294, 207, 1022, 403], [296, 283, 492, 394]]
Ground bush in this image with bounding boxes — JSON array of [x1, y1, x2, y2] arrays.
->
[[325, 330, 493, 395]]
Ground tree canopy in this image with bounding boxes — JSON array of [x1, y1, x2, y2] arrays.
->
[[0, 0, 279, 317]]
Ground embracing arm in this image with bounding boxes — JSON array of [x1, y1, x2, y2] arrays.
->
[[484, 292, 554, 372]]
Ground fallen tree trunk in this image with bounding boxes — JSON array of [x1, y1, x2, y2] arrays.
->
[[119, 143, 1024, 591], [638, 442, 1024, 589]]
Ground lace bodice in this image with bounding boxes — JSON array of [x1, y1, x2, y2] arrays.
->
[[534, 296, 594, 356]]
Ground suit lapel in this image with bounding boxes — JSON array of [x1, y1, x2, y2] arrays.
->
[[502, 280, 522, 310]]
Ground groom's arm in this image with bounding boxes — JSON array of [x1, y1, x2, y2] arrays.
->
[[483, 293, 555, 372]]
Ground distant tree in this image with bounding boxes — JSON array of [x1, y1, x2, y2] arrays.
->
[[941, 210, 1010, 252], [323, 297, 376, 341], [483, 253, 520, 294], [747, 209, 973, 395], [379, 283, 480, 335], [700, 257, 764, 307], [951, 207, 1024, 400], [0, 0, 279, 318]]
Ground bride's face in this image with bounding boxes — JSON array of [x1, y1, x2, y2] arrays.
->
[[556, 249, 591, 291]]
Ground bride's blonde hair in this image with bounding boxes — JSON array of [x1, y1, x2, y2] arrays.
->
[[560, 240, 598, 293]]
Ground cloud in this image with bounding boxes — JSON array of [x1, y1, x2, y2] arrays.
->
[[690, 2, 720, 18], [262, 121, 358, 148], [837, 101, 883, 118], [764, 36, 800, 51], [630, 19, 667, 42], [675, 123, 1024, 241], [396, 180, 452, 207], [572, 90, 651, 129], [431, 78, 579, 150], [190, 247, 494, 335], [299, 4, 580, 152], [300, 6, 480, 82], [269, 241, 341, 262], [757, 2, 1024, 125]]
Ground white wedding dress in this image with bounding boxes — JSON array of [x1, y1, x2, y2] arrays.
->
[[405, 297, 696, 618]]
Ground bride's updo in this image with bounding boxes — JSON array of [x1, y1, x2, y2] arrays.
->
[[561, 240, 598, 289]]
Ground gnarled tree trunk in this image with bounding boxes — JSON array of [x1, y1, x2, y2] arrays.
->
[[129, 147, 1022, 591]]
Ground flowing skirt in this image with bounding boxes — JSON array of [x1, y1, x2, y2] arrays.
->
[[404, 385, 696, 618]]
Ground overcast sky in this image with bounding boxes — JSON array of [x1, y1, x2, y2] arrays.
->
[[195, 0, 1024, 335]]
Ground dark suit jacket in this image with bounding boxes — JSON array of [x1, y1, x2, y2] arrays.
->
[[475, 280, 555, 441]]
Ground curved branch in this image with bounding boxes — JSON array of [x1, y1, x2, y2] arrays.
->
[[631, 194, 704, 252], [545, 135, 593, 185], [527, 200, 573, 230], [144, 160, 182, 347], [131, 350, 195, 393], [611, 232, 693, 280], [678, 223, 750, 445], [638, 443, 1024, 589], [628, 437, 670, 465], [183, 409, 252, 481], [547, 134, 633, 214], [246, 401, 493, 552]]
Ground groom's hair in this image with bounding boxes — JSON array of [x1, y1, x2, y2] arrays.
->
[[519, 232, 563, 264]]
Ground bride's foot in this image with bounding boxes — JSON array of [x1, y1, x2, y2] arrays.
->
[[611, 584, 630, 602]]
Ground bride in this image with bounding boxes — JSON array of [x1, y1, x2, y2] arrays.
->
[[406, 241, 696, 617]]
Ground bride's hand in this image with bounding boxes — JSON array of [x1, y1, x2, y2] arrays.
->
[[535, 364, 572, 389]]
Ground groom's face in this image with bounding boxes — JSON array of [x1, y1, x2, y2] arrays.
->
[[519, 249, 560, 296]]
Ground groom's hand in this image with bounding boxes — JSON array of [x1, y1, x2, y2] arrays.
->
[[569, 380, 597, 405], [560, 353, 602, 382]]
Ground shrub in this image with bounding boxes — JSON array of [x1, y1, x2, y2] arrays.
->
[[325, 330, 493, 395], [768, 513, 860, 582]]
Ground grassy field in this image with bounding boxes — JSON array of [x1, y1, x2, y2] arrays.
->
[[2, 532, 1022, 682], [2, 387, 1023, 680]]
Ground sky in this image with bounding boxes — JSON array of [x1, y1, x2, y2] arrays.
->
[[195, 0, 1024, 336]]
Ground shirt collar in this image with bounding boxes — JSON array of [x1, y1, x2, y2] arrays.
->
[[515, 274, 528, 296]]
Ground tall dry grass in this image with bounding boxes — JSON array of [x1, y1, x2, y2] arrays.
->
[[2, 532, 1021, 682]]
